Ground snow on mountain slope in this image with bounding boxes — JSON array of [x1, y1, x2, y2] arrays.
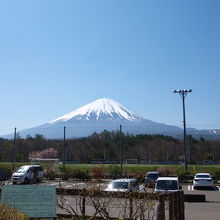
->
[[49, 98, 144, 124], [2, 98, 220, 140]]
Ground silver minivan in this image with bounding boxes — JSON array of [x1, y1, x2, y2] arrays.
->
[[104, 178, 140, 192], [11, 165, 44, 184]]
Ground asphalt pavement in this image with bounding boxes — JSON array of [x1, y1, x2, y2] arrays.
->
[[2, 179, 220, 219], [43, 180, 220, 220]]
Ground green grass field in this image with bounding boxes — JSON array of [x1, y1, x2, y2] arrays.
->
[[1, 162, 220, 176]]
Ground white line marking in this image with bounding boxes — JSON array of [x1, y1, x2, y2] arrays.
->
[[187, 185, 194, 191], [65, 185, 73, 188], [50, 183, 59, 186], [50, 182, 65, 186]]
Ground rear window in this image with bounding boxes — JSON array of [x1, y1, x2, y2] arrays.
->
[[147, 173, 159, 179], [156, 180, 178, 190], [196, 175, 210, 178]]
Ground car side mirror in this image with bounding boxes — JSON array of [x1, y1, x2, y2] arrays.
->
[[179, 185, 182, 190]]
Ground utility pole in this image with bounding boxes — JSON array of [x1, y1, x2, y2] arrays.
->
[[173, 89, 192, 171], [63, 126, 66, 170], [12, 127, 16, 171], [119, 125, 122, 177]]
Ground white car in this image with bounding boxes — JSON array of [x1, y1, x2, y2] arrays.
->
[[154, 177, 182, 193], [193, 173, 214, 189], [104, 178, 139, 192], [11, 165, 44, 184]]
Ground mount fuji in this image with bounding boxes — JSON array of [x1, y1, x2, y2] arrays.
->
[[3, 98, 220, 139], [49, 98, 144, 124]]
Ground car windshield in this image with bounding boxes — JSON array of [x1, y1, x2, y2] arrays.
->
[[16, 166, 29, 173], [156, 180, 178, 190], [196, 175, 210, 178], [111, 182, 129, 189]]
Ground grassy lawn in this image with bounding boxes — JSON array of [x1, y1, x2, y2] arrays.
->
[[64, 163, 220, 175], [1, 162, 219, 176]]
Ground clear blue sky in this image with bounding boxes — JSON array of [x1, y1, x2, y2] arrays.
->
[[0, 0, 220, 135]]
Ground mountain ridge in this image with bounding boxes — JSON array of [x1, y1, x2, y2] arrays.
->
[[2, 98, 220, 140]]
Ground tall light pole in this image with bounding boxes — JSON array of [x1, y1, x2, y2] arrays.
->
[[173, 89, 192, 171], [119, 125, 122, 177], [12, 127, 16, 171], [63, 126, 66, 170]]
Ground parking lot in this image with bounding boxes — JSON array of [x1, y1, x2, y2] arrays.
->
[[181, 185, 220, 220], [47, 180, 220, 220], [2, 179, 220, 219]]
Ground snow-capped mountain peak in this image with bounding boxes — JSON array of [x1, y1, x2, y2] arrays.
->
[[49, 98, 144, 124], [3, 98, 220, 140]]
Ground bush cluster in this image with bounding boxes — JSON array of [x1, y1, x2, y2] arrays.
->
[[59, 167, 90, 181], [0, 204, 28, 220]]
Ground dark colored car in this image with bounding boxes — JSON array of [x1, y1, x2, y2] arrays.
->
[[0, 168, 10, 181], [145, 171, 160, 186]]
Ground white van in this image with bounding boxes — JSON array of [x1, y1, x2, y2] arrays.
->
[[154, 177, 182, 193], [11, 165, 44, 184]]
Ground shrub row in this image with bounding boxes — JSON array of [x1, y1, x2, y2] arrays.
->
[[1, 163, 220, 182], [0, 204, 28, 220]]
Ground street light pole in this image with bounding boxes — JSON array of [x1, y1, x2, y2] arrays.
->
[[63, 126, 66, 170], [173, 89, 192, 171], [119, 125, 122, 177], [12, 127, 16, 171]]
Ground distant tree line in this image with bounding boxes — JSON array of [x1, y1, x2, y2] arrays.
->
[[0, 130, 220, 163]]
